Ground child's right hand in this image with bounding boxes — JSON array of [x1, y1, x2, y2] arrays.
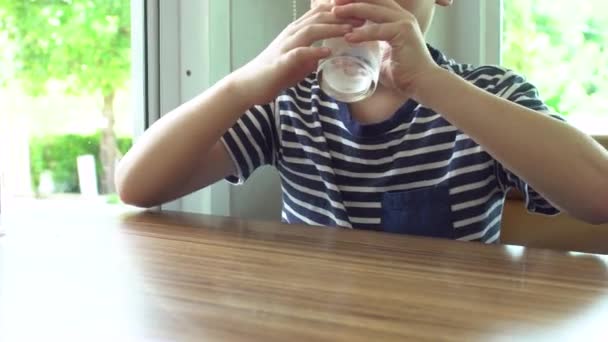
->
[[231, 3, 356, 106]]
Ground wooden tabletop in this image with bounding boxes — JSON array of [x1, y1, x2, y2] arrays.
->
[[1, 210, 607, 341]]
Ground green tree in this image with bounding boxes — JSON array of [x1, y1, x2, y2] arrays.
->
[[503, 0, 608, 120], [0, 0, 130, 193]]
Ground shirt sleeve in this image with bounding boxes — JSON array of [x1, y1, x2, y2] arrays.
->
[[220, 101, 279, 185], [493, 70, 562, 215]]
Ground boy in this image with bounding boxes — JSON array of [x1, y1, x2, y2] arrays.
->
[[116, 0, 608, 242]]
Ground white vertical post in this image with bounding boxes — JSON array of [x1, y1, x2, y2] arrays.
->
[[484, 0, 503, 65], [130, 0, 149, 140], [77, 155, 99, 197], [157, 0, 183, 212], [447, 0, 502, 66], [2, 116, 33, 197]]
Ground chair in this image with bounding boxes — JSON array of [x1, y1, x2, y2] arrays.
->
[[501, 194, 608, 254]]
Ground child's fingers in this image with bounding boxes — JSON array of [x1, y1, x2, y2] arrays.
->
[[333, 2, 400, 23], [284, 46, 331, 72], [287, 2, 334, 34], [284, 23, 353, 51], [334, 0, 400, 11], [289, 11, 363, 36], [301, 12, 364, 28], [344, 21, 398, 43], [285, 46, 332, 64]]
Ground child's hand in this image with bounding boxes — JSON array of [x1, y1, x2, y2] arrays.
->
[[332, 0, 442, 97], [233, 4, 357, 106]]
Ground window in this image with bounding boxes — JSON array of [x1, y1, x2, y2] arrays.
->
[[0, 0, 148, 219], [502, 0, 608, 136]]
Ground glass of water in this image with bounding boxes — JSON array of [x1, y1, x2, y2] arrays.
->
[[317, 36, 382, 103]]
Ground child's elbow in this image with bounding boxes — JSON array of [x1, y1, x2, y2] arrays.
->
[[115, 166, 156, 209], [117, 186, 152, 208], [584, 212, 608, 226], [115, 179, 138, 207], [584, 188, 608, 225], [118, 190, 160, 209], [585, 212, 608, 226], [116, 180, 158, 209], [593, 204, 608, 226]]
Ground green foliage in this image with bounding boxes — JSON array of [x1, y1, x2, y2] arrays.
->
[[0, 0, 131, 96], [1, 0, 131, 194], [503, 0, 608, 117], [29, 133, 132, 194], [105, 193, 120, 204]]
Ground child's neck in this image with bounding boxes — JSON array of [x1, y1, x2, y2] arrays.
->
[[348, 84, 410, 125]]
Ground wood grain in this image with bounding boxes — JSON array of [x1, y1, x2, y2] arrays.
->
[[1, 210, 607, 341]]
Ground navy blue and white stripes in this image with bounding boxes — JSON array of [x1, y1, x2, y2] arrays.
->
[[221, 46, 560, 243]]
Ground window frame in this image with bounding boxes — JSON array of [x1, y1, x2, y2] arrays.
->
[[132, 0, 159, 140], [154, 0, 233, 215]]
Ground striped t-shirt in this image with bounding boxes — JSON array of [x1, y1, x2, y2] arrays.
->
[[221, 46, 560, 243]]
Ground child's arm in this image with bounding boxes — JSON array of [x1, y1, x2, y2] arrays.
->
[[116, 4, 354, 207], [414, 68, 608, 224], [115, 77, 248, 208], [335, 0, 608, 224]]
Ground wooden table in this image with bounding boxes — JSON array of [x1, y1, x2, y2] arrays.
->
[[1, 211, 607, 341]]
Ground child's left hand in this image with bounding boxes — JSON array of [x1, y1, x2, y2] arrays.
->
[[332, 0, 441, 97]]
